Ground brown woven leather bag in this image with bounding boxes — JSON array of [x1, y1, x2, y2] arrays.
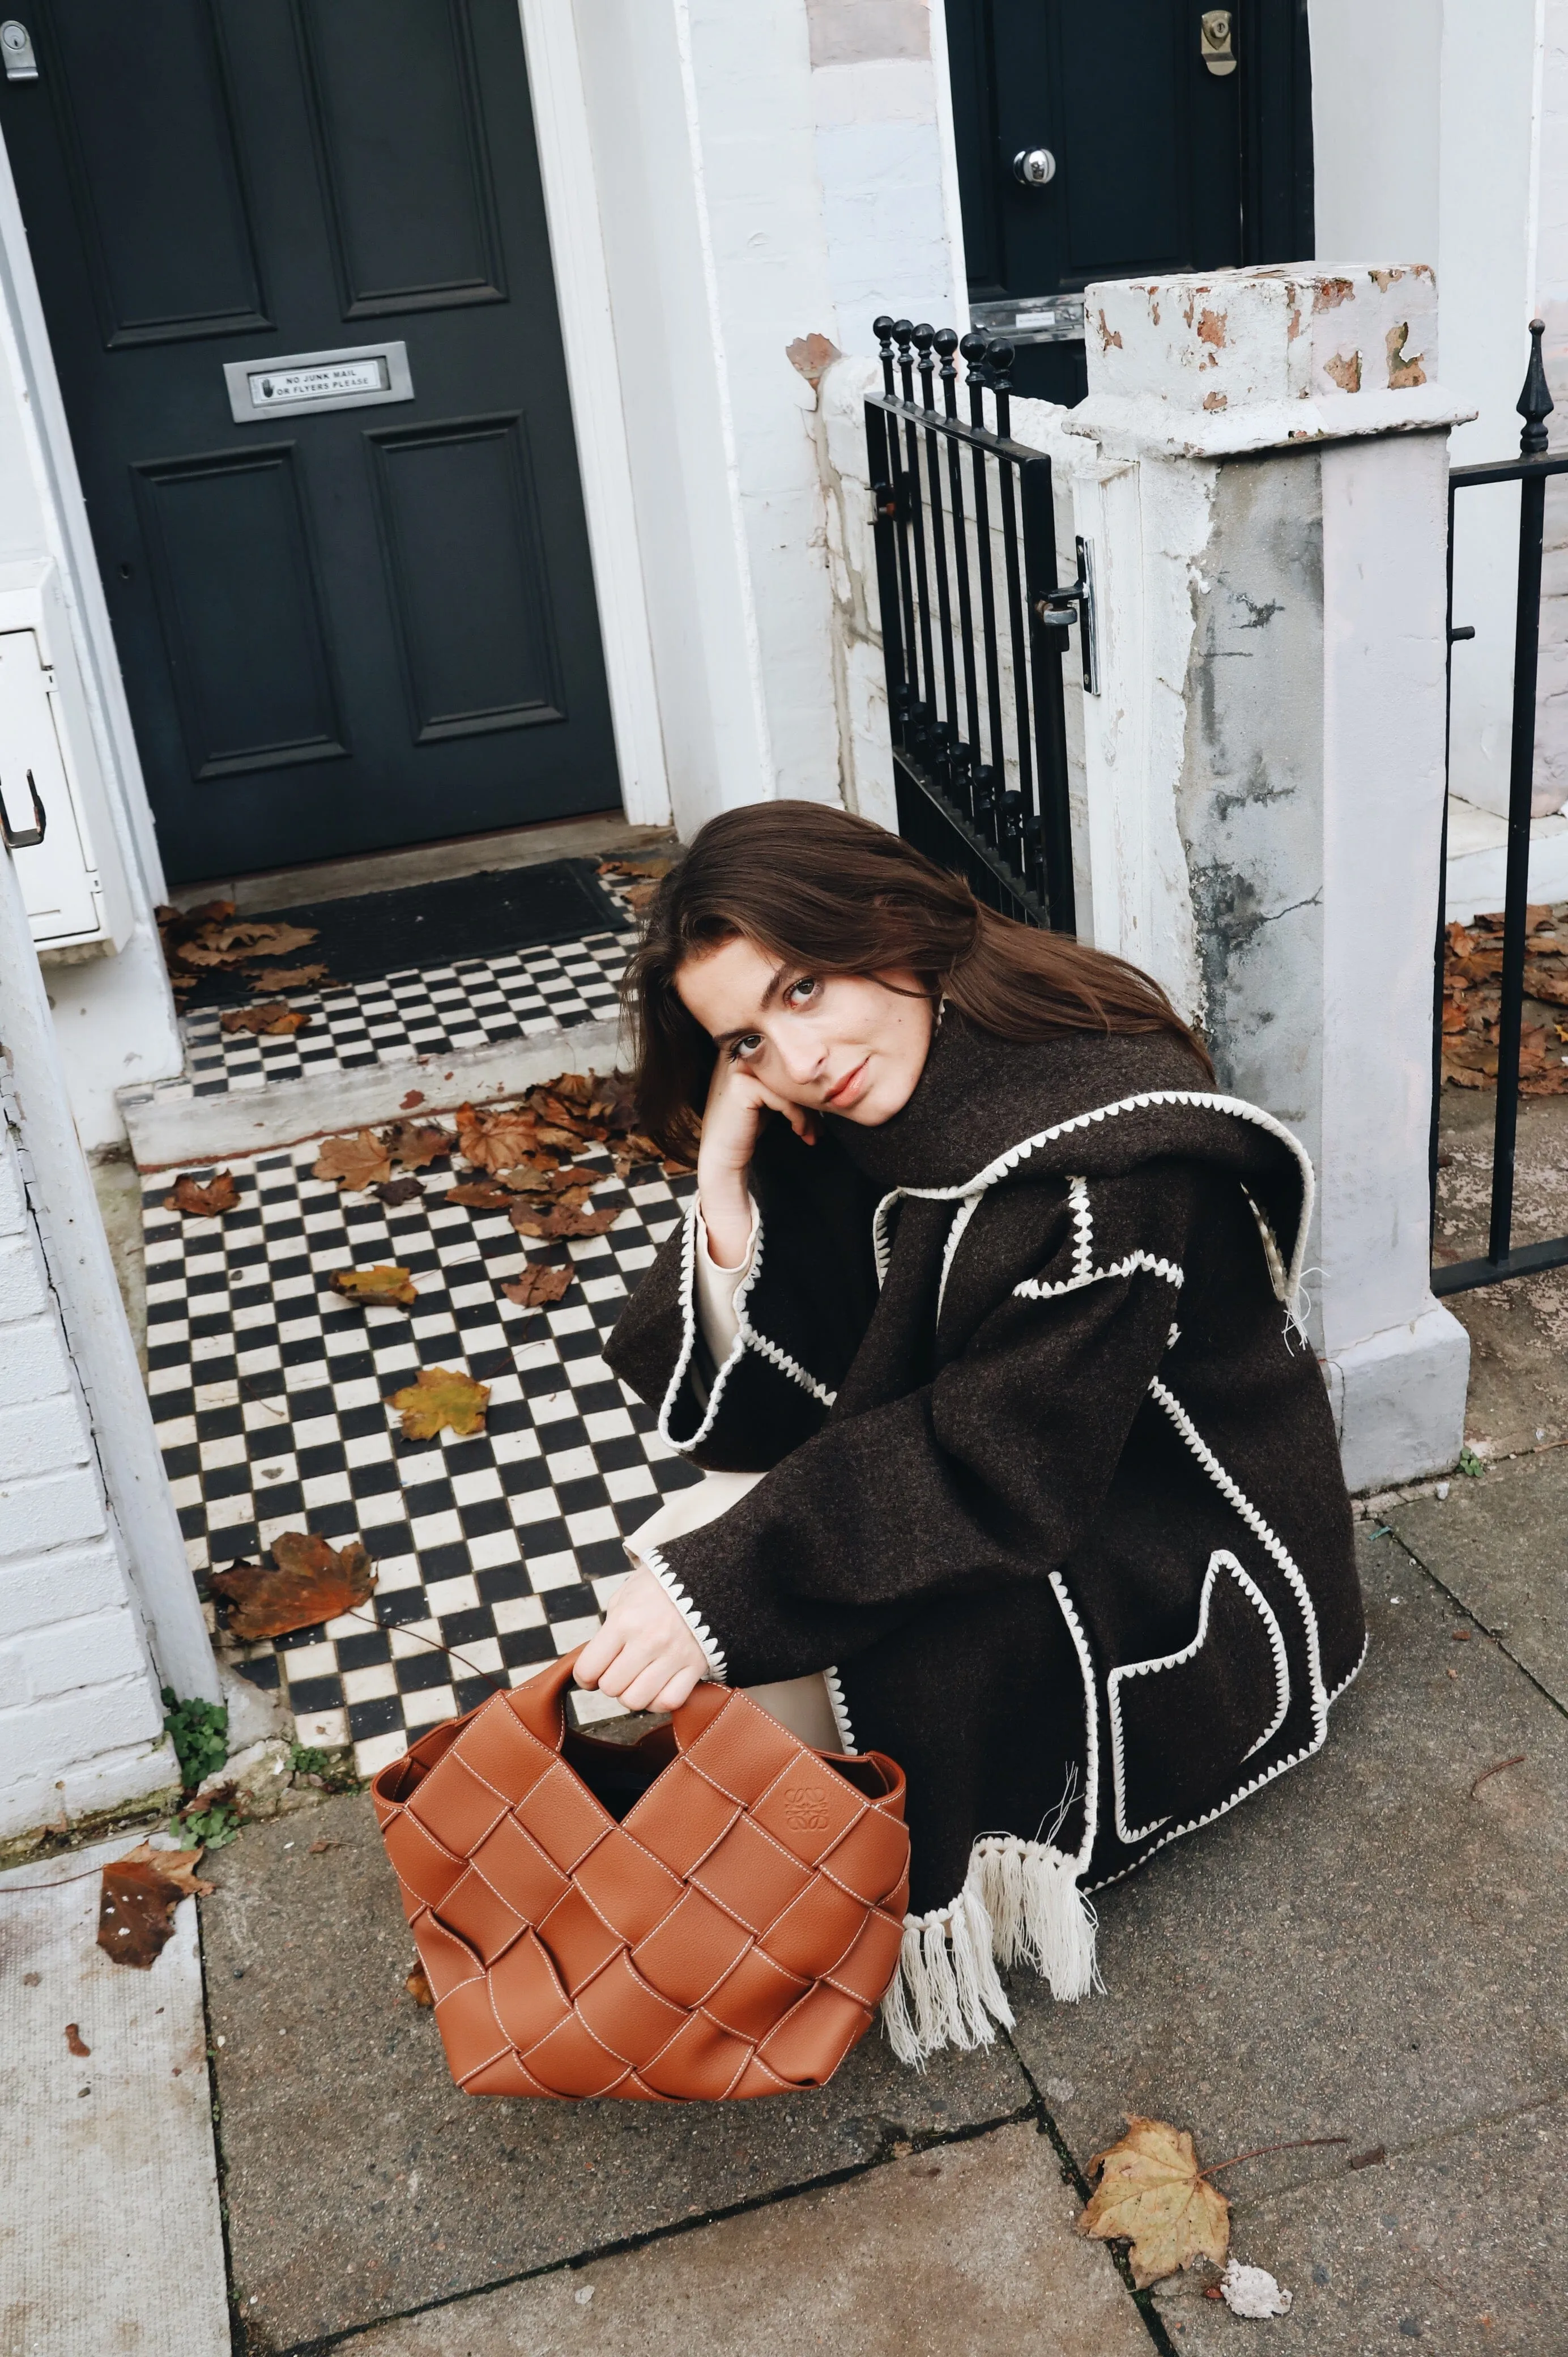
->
[[370, 1650, 910, 2101]]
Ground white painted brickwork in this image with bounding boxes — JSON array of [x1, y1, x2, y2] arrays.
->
[[0, 1099, 173, 1841]]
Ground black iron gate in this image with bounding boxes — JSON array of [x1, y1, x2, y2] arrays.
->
[[866, 316, 1089, 932], [1432, 320, 1568, 1294]]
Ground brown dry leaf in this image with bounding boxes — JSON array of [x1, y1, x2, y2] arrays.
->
[[308, 1836, 339, 1856], [314, 1130, 393, 1191], [234, 921, 319, 960], [381, 1121, 449, 1170], [164, 1169, 239, 1218], [330, 1264, 418, 1308], [374, 1176, 425, 1207], [65, 2023, 91, 2057], [598, 856, 671, 880], [622, 880, 659, 911], [533, 1121, 586, 1152], [1078, 2118, 1230, 2289], [210, 1534, 376, 1641], [455, 1100, 541, 1172], [509, 1202, 619, 1240], [386, 1365, 490, 1441], [220, 1002, 311, 1037], [446, 1180, 515, 1211], [97, 1841, 214, 1971], [503, 1263, 573, 1308], [250, 963, 329, 992], [406, 1965, 435, 2008]]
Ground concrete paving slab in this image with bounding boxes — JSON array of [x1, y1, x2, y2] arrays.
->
[[203, 1793, 1036, 2352], [1150, 2094, 1564, 2354], [343, 2121, 1151, 2357], [1005, 1527, 1568, 2223], [0, 1834, 228, 2357], [1385, 1448, 1568, 1711]]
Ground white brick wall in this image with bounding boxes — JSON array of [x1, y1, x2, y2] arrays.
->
[[0, 1107, 173, 1841]]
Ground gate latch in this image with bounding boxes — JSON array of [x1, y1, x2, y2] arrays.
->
[[1033, 536, 1100, 696], [1200, 10, 1236, 76]]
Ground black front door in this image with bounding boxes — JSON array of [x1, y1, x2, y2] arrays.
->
[[947, 0, 1314, 403], [0, 1, 617, 884]]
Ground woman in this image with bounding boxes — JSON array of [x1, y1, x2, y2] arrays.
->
[[574, 804, 1364, 2064]]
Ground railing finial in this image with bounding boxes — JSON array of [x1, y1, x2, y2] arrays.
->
[[873, 313, 897, 398], [1519, 317, 1554, 456], [988, 338, 1015, 437], [912, 322, 936, 411]]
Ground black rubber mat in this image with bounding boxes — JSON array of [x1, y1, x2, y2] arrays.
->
[[184, 858, 624, 1008]]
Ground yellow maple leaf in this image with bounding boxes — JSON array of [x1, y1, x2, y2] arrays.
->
[[1077, 2117, 1230, 2288], [330, 1264, 417, 1308], [386, 1365, 490, 1440]]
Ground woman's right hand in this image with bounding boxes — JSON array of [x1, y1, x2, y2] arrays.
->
[[697, 1052, 816, 1265]]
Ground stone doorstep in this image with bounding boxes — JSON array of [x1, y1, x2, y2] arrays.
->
[[117, 1013, 624, 1173]]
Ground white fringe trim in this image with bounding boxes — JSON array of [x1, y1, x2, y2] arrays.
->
[[880, 1830, 1102, 2069], [640, 1542, 729, 1682]]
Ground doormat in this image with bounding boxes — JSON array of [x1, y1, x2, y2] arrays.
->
[[180, 858, 626, 1009]]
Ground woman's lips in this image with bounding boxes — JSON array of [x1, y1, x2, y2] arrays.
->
[[823, 1058, 869, 1109]]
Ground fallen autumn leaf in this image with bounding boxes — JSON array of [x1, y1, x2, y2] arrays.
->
[[329, 1264, 418, 1309], [219, 1002, 311, 1037], [314, 1129, 393, 1191], [250, 963, 329, 992], [164, 1170, 240, 1218], [406, 1965, 434, 2007], [503, 1263, 573, 1308], [97, 1842, 214, 1971], [386, 1365, 490, 1441], [209, 1534, 376, 1641], [374, 1176, 426, 1207], [380, 1121, 450, 1169], [509, 1202, 619, 1240], [1077, 2117, 1231, 2288]]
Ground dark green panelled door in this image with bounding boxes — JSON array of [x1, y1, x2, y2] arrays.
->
[[946, 0, 1314, 403], [0, 1, 617, 883]]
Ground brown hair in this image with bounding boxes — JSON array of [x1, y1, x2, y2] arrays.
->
[[625, 803, 1212, 1160]]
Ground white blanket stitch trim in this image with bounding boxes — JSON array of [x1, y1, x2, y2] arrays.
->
[[1106, 1550, 1291, 1847], [656, 1203, 836, 1454], [823, 1666, 857, 1754], [638, 1542, 728, 1682], [871, 1090, 1313, 1323]]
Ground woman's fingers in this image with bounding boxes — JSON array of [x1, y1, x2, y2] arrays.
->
[[572, 1620, 621, 1689], [574, 1567, 709, 1704]]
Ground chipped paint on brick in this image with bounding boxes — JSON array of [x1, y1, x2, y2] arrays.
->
[[1313, 278, 1355, 313], [1198, 307, 1226, 348], [1324, 351, 1362, 394], [1386, 322, 1426, 388], [1096, 309, 1123, 352], [1204, 389, 1228, 410]]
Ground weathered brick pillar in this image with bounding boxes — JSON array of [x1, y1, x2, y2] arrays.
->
[[1066, 265, 1472, 1489]]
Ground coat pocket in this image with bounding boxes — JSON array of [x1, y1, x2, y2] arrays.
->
[[1107, 1551, 1290, 1847]]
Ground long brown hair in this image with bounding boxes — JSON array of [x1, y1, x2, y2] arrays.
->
[[625, 803, 1211, 1160]]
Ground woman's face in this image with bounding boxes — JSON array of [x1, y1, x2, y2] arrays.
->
[[675, 935, 934, 1126]]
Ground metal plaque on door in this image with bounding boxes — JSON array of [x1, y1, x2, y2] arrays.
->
[[222, 341, 414, 424]]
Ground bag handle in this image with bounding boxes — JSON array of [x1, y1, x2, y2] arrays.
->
[[505, 1647, 735, 1755]]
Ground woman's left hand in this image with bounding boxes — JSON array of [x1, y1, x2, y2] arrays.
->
[[573, 1567, 711, 1712]]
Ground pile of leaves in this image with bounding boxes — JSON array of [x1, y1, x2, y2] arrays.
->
[[155, 899, 329, 1009], [597, 853, 671, 913], [1441, 903, 1568, 1093]]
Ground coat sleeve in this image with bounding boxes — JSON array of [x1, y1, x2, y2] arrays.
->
[[605, 1119, 883, 1474], [637, 1164, 1207, 1685]]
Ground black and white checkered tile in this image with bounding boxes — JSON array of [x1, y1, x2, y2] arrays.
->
[[164, 926, 634, 1102], [143, 1130, 701, 1779]]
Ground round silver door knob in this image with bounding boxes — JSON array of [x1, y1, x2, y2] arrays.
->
[[1012, 148, 1058, 188]]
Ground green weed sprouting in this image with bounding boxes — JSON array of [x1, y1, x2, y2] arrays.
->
[[162, 1687, 229, 1790]]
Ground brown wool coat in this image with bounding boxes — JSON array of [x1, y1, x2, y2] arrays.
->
[[607, 1014, 1364, 2050]]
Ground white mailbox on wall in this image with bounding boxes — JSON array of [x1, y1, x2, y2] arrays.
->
[[0, 560, 131, 954]]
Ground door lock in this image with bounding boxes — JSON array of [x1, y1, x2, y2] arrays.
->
[[1200, 10, 1235, 75], [0, 21, 36, 79], [1012, 148, 1057, 188]]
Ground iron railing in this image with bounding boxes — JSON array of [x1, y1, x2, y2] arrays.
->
[[866, 316, 1090, 933], [1432, 318, 1568, 1294]]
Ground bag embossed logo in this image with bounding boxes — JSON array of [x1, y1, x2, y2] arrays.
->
[[372, 1651, 910, 2103]]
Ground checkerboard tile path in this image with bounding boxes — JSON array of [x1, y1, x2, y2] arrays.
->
[[163, 925, 634, 1101], [143, 1130, 701, 1780]]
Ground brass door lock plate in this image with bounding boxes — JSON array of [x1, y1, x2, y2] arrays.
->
[[1200, 10, 1235, 75]]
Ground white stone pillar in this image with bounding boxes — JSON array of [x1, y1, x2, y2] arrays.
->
[[1067, 266, 1473, 1490]]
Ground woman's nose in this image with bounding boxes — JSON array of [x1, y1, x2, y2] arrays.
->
[[776, 1031, 826, 1087]]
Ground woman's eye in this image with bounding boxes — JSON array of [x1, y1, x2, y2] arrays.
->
[[785, 976, 820, 1008], [728, 1033, 762, 1063]]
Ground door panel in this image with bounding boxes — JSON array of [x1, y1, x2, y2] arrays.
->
[[1, 0, 616, 882], [46, 0, 266, 345], [947, 0, 1311, 405], [368, 416, 560, 740], [297, 0, 506, 314], [131, 446, 345, 777]]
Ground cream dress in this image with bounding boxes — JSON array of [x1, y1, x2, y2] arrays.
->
[[620, 1205, 841, 1751]]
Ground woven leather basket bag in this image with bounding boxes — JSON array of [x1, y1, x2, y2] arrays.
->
[[371, 1650, 910, 2102]]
